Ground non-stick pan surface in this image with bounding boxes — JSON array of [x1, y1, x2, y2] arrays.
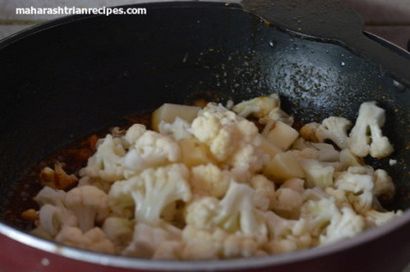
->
[[0, 1, 409, 271]]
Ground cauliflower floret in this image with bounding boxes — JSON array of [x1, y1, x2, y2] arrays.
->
[[348, 102, 394, 158], [55, 226, 115, 254], [373, 169, 395, 200], [233, 94, 294, 132], [77, 176, 111, 193], [34, 186, 66, 207], [64, 185, 109, 232], [300, 198, 339, 237], [364, 209, 402, 227], [159, 117, 192, 141], [229, 142, 267, 181], [214, 181, 267, 238], [223, 233, 267, 258], [109, 164, 191, 224], [320, 206, 365, 244], [80, 135, 126, 182], [123, 124, 146, 147], [123, 131, 181, 177], [123, 222, 181, 258], [185, 196, 219, 231], [233, 94, 281, 119], [250, 175, 276, 210], [299, 123, 320, 142], [185, 181, 267, 240], [190, 163, 231, 198], [273, 182, 304, 219], [153, 241, 184, 260], [335, 168, 375, 213], [192, 103, 258, 162], [181, 226, 265, 260], [264, 211, 311, 253], [315, 117, 352, 149], [102, 217, 134, 247], [191, 103, 265, 181], [264, 211, 306, 239], [35, 204, 77, 237], [181, 225, 224, 260]]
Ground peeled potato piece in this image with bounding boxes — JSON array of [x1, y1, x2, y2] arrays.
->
[[152, 103, 200, 131], [266, 121, 299, 150], [179, 138, 214, 167], [263, 152, 305, 181]]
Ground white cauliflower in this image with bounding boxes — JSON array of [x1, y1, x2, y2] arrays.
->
[[159, 117, 192, 140], [233, 94, 281, 119], [300, 122, 320, 142], [55, 226, 115, 254], [191, 103, 265, 181], [335, 168, 375, 213], [348, 102, 394, 158], [109, 164, 191, 224], [185, 196, 220, 231], [181, 226, 265, 260], [123, 222, 181, 258], [34, 186, 66, 207], [80, 135, 126, 182], [191, 103, 258, 160], [123, 124, 146, 147], [35, 204, 77, 237], [31, 97, 401, 260], [229, 142, 267, 181], [64, 185, 109, 232], [185, 181, 267, 240], [364, 209, 402, 227], [77, 176, 111, 193], [123, 131, 180, 177], [190, 163, 231, 198], [315, 117, 352, 149], [320, 206, 365, 244], [213, 181, 267, 238], [273, 180, 304, 219], [300, 198, 339, 237], [250, 175, 276, 210], [181, 226, 224, 260], [264, 211, 311, 254], [153, 241, 184, 260], [232, 94, 294, 134], [102, 217, 134, 247], [373, 169, 395, 200], [264, 211, 306, 239]]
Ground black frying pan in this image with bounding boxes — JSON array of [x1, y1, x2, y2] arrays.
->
[[0, 1, 409, 271]]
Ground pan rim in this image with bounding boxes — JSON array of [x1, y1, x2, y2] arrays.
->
[[0, 210, 409, 270]]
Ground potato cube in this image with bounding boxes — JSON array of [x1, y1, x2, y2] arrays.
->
[[179, 138, 214, 167], [152, 103, 200, 131], [263, 152, 305, 181], [266, 121, 299, 150]]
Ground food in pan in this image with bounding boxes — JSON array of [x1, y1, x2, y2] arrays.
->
[[24, 94, 401, 260]]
